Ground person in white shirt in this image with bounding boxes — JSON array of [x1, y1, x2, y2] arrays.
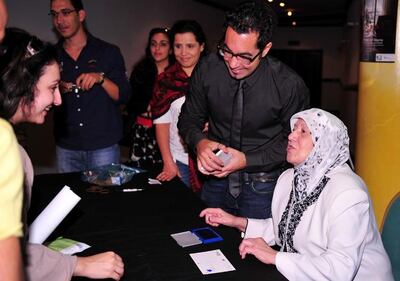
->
[[200, 108, 394, 280], [150, 20, 207, 187]]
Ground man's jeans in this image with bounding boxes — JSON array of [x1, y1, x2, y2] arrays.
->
[[56, 144, 120, 173], [176, 160, 190, 188], [201, 175, 277, 219]]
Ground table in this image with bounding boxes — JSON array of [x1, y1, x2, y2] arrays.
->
[[28, 170, 287, 281]]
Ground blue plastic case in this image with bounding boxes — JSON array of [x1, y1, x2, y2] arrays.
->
[[191, 227, 223, 244]]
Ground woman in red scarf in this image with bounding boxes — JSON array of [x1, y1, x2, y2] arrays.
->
[[150, 20, 207, 188], [125, 27, 173, 168]]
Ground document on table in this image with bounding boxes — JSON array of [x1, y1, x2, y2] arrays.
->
[[171, 231, 202, 247], [47, 237, 90, 255], [190, 249, 235, 275], [29, 185, 81, 244]]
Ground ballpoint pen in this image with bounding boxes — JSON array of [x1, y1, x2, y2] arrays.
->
[[122, 188, 144, 192]]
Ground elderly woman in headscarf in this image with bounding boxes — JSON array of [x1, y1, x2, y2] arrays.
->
[[200, 108, 393, 281]]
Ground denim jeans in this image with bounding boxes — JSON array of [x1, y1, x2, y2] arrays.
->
[[201, 176, 276, 219], [56, 144, 120, 173], [176, 160, 190, 188]]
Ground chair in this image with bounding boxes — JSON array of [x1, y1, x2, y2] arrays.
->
[[381, 193, 400, 281]]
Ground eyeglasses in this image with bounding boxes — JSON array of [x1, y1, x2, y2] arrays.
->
[[48, 8, 77, 18], [217, 45, 262, 66]]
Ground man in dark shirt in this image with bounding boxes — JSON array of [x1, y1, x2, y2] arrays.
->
[[50, 0, 130, 172], [178, 1, 309, 219]]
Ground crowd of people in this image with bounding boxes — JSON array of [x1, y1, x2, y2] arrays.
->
[[0, 0, 394, 280]]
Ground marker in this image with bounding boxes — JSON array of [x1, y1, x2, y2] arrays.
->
[[122, 188, 143, 192]]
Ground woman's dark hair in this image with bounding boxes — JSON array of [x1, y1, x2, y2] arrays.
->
[[0, 28, 58, 120], [126, 27, 174, 118], [224, 1, 277, 50], [144, 27, 172, 62], [169, 20, 208, 57]]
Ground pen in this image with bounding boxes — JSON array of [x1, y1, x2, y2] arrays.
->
[[122, 188, 144, 192]]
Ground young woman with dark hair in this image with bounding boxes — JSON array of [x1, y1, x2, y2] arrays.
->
[[125, 27, 172, 167], [150, 20, 207, 188], [0, 27, 124, 281]]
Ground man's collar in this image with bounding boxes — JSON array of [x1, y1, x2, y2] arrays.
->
[[242, 56, 267, 87], [58, 31, 91, 50]]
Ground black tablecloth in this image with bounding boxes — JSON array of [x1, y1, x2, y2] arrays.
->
[[29, 170, 286, 281]]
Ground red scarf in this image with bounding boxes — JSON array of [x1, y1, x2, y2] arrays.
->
[[150, 63, 188, 119], [150, 63, 203, 192]]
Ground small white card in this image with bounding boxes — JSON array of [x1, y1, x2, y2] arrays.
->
[[60, 242, 90, 255], [171, 231, 202, 247], [148, 178, 162, 185], [190, 249, 235, 275]]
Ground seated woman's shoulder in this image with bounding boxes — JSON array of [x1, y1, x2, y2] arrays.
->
[[326, 165, 369, 199], [277, 168, 294, 184]]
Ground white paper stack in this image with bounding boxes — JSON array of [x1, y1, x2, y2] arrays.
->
[[29, 185, 81, 244]]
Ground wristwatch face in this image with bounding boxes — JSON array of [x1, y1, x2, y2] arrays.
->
[[99, 72, 105, 84]]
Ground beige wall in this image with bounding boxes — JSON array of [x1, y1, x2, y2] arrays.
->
[[6, 0, 225, 71], [272, 0, 361, 152]]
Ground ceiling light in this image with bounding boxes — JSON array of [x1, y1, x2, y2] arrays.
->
[[279, 2, 285, 7], [267, 0, 273, 2], [287, 10, 293, 16]]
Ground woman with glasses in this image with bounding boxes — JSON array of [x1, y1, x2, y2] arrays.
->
[[150, 20, 207, 188], [0, 28, 124, 281], [124, 27, 173, 168]]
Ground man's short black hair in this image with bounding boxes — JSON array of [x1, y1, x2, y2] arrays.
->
[[50, 0, 84, 11], [224, 1, 277, 50], [70, 0, 84, 11]]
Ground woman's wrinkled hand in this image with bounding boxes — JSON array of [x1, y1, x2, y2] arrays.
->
[[239, 238, 277, 265]]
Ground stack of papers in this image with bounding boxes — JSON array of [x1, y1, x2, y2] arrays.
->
[[47, 237, 90, 255]]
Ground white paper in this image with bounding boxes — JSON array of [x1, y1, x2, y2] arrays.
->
[[190, 249, 235, 275], [29, 185, 81, 244], [60, 242, 90, 255], [148, 178, 162, 185], [171, 231, 202, 247]]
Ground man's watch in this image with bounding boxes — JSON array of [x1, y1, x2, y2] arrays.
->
[[98, 72, 105, 85]]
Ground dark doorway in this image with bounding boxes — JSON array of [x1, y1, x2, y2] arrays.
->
[[269, 49, 323, 108]]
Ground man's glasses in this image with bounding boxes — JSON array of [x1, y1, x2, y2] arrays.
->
[[217, 45, 262, 66], [48, 9, 76, 18]]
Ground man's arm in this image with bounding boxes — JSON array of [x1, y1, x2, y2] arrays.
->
[[75, 46, 130, 103], [178, 63, 224, 174], [178, 63, 208, 150], [104, 46, 131, 104]]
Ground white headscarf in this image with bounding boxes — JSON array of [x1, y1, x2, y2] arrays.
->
[[278, 108, 350, 252], [290, 108, 350, 200]]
